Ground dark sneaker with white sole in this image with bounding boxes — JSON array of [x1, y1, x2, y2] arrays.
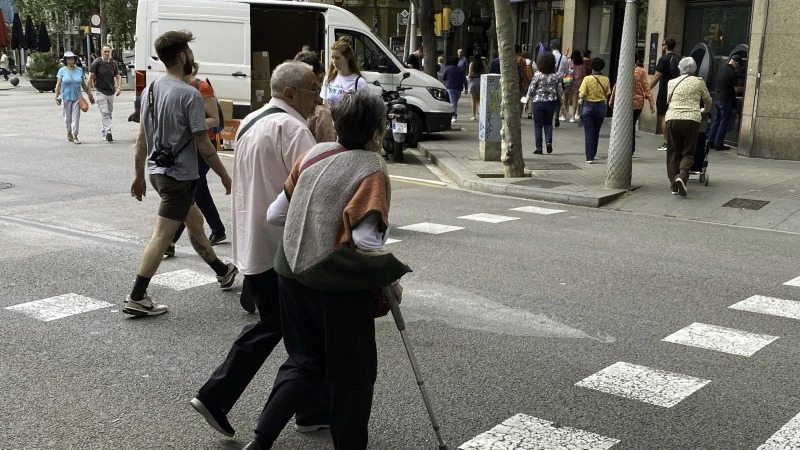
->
[[123, 294, 168, 317], [164, 244, 175, 257], [208, 233, 226, 245], [190, 397, 235, 437], [106, 132, 113, 142], [217, 263, 238, 290], [675, 177, 687, 197]]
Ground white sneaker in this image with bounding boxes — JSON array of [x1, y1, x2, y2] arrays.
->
[[586, 160, 594, 164], [123, 294, 168, 317], [569, 117, 576, 123], [451, 117, 457, 123], [217, 263, 239, 290], [559, 115, 567, 121], [657, 143, 667, 151]]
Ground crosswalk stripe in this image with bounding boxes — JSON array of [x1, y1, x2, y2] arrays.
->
[[458, 213, 521, 223], [4, 294, 113, 322], [509, 206, 566, 215], [576, 361, 711, 408], [398, 222, 464, 234], [662, 322, 779, 357], [758, 411, 800, 449], [729, 295, 800, 321], [458, 413, 619, 449], [150, 269, 218, 291], [783, 276, 800, 287]]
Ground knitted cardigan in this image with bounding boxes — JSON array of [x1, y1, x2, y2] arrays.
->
[[274, 142, 411, 291]]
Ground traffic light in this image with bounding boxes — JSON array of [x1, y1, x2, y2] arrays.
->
[[443, 7, 451, 32], [434, 12, 442, 36]]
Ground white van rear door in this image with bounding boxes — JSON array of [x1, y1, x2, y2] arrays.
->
[[157, 0, 250, 110]]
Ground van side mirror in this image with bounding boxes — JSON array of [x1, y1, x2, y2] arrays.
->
[[378, 55, 391, 74], [373, 80, 382, 87], [402, 72, 411, 80]]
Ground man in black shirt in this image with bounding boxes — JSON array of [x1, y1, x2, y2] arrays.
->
[[89, 45, 122, 142], [649, 38, 680, 151], [405, 47, 422, 70], [707, 55, 744, 151]]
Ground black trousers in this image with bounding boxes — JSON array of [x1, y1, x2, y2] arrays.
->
[[173, 157, 225, 243], [255, 276, 377, 449], [197, 270, 328, 420]]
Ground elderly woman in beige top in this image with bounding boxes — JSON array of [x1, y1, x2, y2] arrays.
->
[[665, 57, 712, 197]]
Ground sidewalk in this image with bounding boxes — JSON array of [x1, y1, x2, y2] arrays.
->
[[418, 96, 800, 232]]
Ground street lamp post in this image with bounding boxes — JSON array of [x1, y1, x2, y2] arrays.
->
[[605, 0, 637, 189]]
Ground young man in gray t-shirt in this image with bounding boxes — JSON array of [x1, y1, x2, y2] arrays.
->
[[126, 31, 237, 317]]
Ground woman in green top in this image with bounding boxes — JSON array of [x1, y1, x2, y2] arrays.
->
[[55, 51, 95, 144]]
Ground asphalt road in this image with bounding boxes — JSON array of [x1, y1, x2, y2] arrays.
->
[[2, 89, 800, 450]]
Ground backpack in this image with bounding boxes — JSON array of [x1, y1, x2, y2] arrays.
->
[[192, 78, 225, 134]]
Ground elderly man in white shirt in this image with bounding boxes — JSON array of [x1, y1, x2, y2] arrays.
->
[[190, 61, 330, 439]]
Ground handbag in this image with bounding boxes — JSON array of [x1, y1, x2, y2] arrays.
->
[[78, 95, 89, 112]]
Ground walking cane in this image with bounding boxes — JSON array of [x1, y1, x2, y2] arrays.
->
[[382, 286, 449, 450]]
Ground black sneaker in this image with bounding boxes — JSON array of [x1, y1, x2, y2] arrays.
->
[[208, 233, 226, 245], [239, 288, 256, 314], [546, 143, 553, 154], [106, 132, 113, 142], [533, 149, 543, 155], [554, 116, 560, 127], [217, 263, 238, 290], [675, 177, 687, 197], [164, 244, 175, 258], [190, 397, 235, 437], [295, 423, 331, 433], [715, 145, 731, 151]]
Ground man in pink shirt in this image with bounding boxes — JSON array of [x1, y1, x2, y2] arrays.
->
[[190, 61, 329, 438]]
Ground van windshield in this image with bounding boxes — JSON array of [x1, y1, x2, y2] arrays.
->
[[334, 29, 401, 74]]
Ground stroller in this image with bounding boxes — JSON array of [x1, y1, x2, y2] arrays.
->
[[688, 117, 710, 186]]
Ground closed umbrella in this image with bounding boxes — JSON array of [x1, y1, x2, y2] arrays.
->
[[23, 15, 36, 51], [37, 22, 50, 53], [10, 13, 21, 50], [0, 11, 10, 50]]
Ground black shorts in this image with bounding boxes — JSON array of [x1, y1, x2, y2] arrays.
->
[[149, 174, 197, 221], [657, 97, 668, 116]]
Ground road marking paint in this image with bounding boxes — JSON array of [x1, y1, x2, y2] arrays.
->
[[576, 361, 711, 408], [662, 322, 779, 357], [398, 222, 464, 234], [729, 295, 800, 321], [5, 294, 113, 322], [150, 269, 218, 291], [510, 206, 567, 215], [458, 413, 619, 449], [386, 238, 402, 244], [758, 411, 800, 449], [389, 174, 447, 186], [458, 213, 521, 224], [784, 276, 800, 287]]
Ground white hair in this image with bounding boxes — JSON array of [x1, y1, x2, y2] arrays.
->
[[678, 57, 697, 76], [270, 61, 313, 96]]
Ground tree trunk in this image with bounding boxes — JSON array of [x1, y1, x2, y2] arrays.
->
[[418, 0, 437, 78], [493, 0, 524, 177]]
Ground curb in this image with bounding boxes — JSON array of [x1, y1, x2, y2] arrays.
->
[[417, 142, 627, 208]]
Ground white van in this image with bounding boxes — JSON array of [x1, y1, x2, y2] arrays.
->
[[132, 0, 453, 145]]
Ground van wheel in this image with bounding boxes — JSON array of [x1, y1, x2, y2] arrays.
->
[[407, 112, 423, 148]]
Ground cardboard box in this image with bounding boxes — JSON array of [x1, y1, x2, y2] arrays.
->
[[251, 78, 271, 112], [218, 99, 234, 122], [220, 119, 241, 142], [252, 51, 271, 80]]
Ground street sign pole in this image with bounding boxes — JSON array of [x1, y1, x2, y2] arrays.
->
[[606, 0, 637, 189]]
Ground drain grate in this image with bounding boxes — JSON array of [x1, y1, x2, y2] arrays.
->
[[0, 182, 13, 190], [722, 198, 770, 210]]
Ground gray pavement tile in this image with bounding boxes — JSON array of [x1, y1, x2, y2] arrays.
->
[[733, 199, 800, 229]]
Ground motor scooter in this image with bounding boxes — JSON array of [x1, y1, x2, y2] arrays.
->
[[374, 72, 412, 161]]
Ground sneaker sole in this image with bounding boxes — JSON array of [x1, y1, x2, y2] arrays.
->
[[122, 305, 167, 317], [295, 424, 331, 433], [190, 398, 235, 437]]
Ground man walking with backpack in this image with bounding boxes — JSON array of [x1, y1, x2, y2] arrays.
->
[[127, 31, 237, 317], [89, 45, 121, 142], [650, 38, 680, 151]]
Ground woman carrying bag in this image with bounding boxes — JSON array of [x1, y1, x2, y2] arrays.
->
[[55, 51, 94, 144], [578, 58, 610, 163]]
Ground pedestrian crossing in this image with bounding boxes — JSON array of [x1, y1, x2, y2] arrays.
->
[[395, 205, 565, 237], [458, 274, 800, 449]]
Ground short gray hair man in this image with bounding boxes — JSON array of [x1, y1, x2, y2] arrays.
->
[[271, 61, 313, 97], [678, 57, 697, 76]]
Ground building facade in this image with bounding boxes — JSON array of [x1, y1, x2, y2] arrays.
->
[[554, 0, 799, 161]]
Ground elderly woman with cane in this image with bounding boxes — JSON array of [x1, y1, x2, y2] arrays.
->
[[246, 89, 410, 450], [665, 57, 712, 197]]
